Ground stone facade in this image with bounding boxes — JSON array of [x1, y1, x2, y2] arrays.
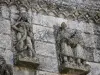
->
[[0, 0, 100, 75]]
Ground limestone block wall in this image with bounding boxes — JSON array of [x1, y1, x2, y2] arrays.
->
[[0, 4, 13, 66], [0, 0, 100, 75]]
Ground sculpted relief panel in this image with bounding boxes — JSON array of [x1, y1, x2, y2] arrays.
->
[[56, 22, 90, 75], [11, 12, 39, 68]]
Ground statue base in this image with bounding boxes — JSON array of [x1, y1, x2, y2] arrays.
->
[[60, 63, 90, 75], [15, 56, 39, 69], [59, 56, 90, 75]]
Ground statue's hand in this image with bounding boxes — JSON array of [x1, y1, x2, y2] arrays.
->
[[68, 39, 77, 48]]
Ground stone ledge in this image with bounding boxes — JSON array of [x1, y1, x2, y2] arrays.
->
[[60, 63, 90, 73], [59, 55, 90, 75], [15, 57, 39, 69], [60, 63, 90, 75]]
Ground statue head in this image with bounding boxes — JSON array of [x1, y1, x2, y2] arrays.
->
[[61, 22, 67, 29], [19, 12, 29, 23]]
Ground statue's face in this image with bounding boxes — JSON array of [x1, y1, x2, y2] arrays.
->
[[61, 22, 67, 29]]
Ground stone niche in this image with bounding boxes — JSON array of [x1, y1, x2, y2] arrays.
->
[[56, 22, 90, 75]]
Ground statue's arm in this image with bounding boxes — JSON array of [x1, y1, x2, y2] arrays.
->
[[11, 22, 23, 33], [16, 26, 27, 45]]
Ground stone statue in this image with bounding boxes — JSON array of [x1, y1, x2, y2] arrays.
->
[[59, 22, 86, 66], [12, 12, 36, 58], [0, 55, 13, 75]]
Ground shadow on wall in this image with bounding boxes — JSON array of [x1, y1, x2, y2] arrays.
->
[[0, 55, 13, 75]]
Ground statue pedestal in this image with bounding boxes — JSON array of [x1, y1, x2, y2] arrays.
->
[[15, 57, 39, 69], [60, 56, 90, 75]]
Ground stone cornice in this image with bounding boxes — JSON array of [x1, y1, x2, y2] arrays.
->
[[0, 0, 100, 24]]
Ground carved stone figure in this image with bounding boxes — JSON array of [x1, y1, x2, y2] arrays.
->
[[12, 12, 36, 58], [59, 22, 86, 65], [0, 55, 13, 75], [58, 22, 90, 74]]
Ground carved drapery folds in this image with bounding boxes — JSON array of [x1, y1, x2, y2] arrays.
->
[[11, 12, 39, 69], [57, 22, 90, 75], [0, 55, 13, 75]]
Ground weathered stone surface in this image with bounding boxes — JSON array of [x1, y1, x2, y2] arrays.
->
[[37, 71, 59, 75], [14, 67, 36, 75], [82, 33, 96, 48], [0, 19, 10, 34], [87, 62, 100, 75], [0, 34, 11, 49], [33, 25, 55, 43], [94, 49, 100, 62], [37, 55, 58, 73], [15, 56, 39, 69], [1, 5, 9, 19], [96, 36, 100, 49], [0, 48, 13, 65], [0, 55, 13, 75], [35, 41, 57, 57], [32, 13, 67, 28], [94, 25, 100, 35], [0, 0, 100, 75], [32, 14, 94, 34], [84, 47, 94, 62], [67, 21, 94, 34], [3, 50, 13, 65], [10, 5, 19, 25], [32, 13, 94, 34]]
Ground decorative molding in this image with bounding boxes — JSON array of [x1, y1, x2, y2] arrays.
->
[[0, 0, 100, 24]]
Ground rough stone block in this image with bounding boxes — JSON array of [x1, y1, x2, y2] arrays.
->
[[33, 25, 55, 43], [35, 41, 57, 57], [0, 19, 10, 34], [94, 49, 100, 62], [37, 55, 58, 73], [84, 47, 94, 62], [9, 5, 19, 25], [94, 25, 100, 35], [87, 62, 100, 75], [32, 13, 67, 28], [15, 56, 39, 69], [96, 36, 100, 49], [68, 21, 94, 34], [37, 71, 59, 75], [1, 5, 9, 19], [32, 13, 94, 34], [0, 48, 13, 65], [14, 67, 36, 75], [0, 34, 11, 49], [82, 33, 96, 48]]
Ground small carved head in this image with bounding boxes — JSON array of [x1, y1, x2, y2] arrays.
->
[[61, 22, 67, 29], [19, 12, 29, 22]]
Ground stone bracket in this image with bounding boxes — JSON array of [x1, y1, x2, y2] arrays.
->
[[15, 57, 40, 69], [59, 55, 90, 75]]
